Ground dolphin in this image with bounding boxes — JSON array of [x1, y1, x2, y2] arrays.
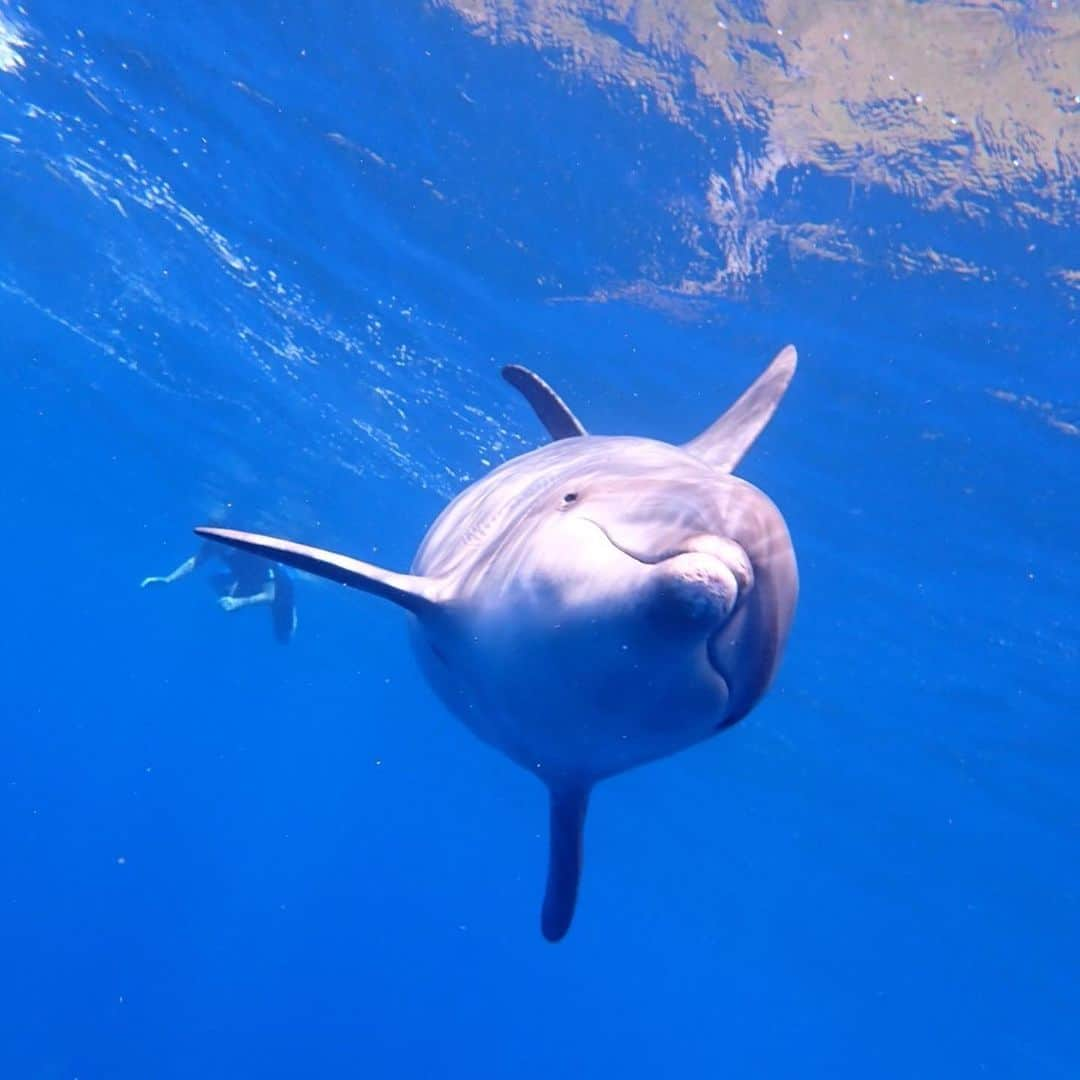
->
[[197, 345, 799, 941]]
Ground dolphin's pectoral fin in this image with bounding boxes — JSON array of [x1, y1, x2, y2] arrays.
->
[[682, 345, 797, 472], [194, 527, 442, 615], [502, 364, 587, 440], [540, 783, 590, 942]]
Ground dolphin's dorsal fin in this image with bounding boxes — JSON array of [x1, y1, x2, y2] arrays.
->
[[682, 345, 797, 472], [502, 364, 587, 440], [540, 783, 590, 942], [194, 527, 442, 614]]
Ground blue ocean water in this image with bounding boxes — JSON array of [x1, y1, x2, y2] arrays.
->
[[1, 1, 1077, 1076]]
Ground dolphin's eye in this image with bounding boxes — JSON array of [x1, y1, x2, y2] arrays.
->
[[561, 492, 579, 505]]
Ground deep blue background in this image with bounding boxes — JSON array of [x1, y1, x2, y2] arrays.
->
[[1, 2, 1077, 1077]]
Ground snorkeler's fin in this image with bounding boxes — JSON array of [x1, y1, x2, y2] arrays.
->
[[502, 365, 587, 440], [194, 527, 442, 614], [682, 345, 797, 472], [540, 783, 590, 943]]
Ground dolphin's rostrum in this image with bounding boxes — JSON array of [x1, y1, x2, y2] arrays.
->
[[197, 346, 800, 941]]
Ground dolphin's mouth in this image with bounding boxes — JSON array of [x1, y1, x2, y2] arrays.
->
[[580, 518, 740, 696], [581, 517, 702, 565], [582, 518, 753, 591], [582, 516, 752, 689]]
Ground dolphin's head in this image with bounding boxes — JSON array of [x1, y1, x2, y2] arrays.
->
[[433, 439, 793, 776], [553, 476, 754, 634]]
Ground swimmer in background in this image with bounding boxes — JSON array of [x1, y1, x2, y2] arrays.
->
[[141, 538, 298, 644]]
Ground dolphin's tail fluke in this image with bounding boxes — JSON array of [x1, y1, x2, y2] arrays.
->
[[194, 527, 443, 615], [541, 784, 590, 942]]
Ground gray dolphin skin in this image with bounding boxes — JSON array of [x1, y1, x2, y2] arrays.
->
[[196, 345, 799, 942]]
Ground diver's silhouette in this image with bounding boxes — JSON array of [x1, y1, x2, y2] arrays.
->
[[141, 539, 297, 643]]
